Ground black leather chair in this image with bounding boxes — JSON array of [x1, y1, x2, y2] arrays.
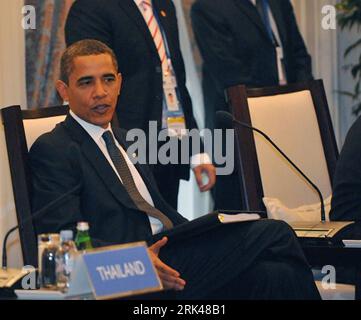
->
[[1, 105, 68, 267], [225, 80, 361, 300]]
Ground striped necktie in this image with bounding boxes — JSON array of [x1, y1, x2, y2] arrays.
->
[[102, 131, 174, 230], [139, 0, 168, 73]]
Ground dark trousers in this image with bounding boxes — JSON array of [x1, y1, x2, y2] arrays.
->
[[214, 171, 244, 211], [158, 219, 320, 300], [153, 163, 182, 210]]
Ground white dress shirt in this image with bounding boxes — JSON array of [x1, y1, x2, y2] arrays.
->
[[70, 111, 164, 234], [251, 0, 287, 85]]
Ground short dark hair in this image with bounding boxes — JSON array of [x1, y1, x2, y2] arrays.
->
[[60, 39, 118, 84]]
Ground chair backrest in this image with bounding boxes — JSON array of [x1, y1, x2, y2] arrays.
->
[[226, 80, 338, 213], [1, 105, 68, 267], [0, 111, 22, 269]]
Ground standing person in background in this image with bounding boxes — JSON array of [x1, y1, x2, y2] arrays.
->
[[331, 116, 361, 223], [191, 0, 313, 210], [65, 0, 216, 210]]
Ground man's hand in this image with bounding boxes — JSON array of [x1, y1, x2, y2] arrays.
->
[[148, 237, 186, 291], [193, 163, 216, 192]]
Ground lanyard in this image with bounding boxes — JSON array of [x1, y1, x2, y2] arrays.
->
[[152, 8, 172, 62]]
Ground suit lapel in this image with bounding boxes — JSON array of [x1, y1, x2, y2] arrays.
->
[[117, 0, 160, 62], [268, 0, 286, 46], [232, 0, 273, 44], [62, 116, 139, 211]]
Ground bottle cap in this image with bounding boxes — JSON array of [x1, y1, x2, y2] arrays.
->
[[60, 230, 73, 242], [76, 221, 89, 231]]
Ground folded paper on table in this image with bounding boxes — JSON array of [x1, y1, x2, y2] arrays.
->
[[262, 196, 354, 242], [342, 240, 361, 248], [263, 195, 332, 223], [217, 213, 261, 223], [153, 211, 262, 243]]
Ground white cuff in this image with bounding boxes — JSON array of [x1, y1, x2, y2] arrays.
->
[[190, 153, 212, 169]]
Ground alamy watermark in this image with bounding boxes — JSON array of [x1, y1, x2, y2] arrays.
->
[[21, 265, 37, 290], [21, 5, 337, 31], [321, 265, 337, 290], [125, 122, 235, 176], [20, 264, 339, 291], [321, 5, 337, 30], [22, 5, 36, 30]]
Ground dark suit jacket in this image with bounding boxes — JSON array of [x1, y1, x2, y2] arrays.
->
[[29, 115, 187, 246], [331, 116, 361, 222], [29, 118, 320, 300], [191, 0, 313, 130], [65, 0, 200, 179]]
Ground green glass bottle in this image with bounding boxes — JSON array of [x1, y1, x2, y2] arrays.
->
[[75, 222, 93, 251]]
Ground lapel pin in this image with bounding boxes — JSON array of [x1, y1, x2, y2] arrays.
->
[[132, 153, 137, 158], [160, 10, 166, 17]]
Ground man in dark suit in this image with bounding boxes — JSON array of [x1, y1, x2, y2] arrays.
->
[[331, 116, 361, 222], [191, 0, 313, 210], [330, 117, 361, 283], [65, 0, 216, 209], [29, 39, 320, 299]]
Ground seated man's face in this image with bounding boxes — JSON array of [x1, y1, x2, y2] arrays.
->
[[57, 53, 121, 128]]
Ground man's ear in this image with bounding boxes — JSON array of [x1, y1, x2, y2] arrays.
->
[[56, 80, 69, 102]]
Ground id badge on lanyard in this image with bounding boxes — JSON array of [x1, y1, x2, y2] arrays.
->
[[163, 59, 186, 137], [163, 64, 179, 112], [155, 5, 187, 138]]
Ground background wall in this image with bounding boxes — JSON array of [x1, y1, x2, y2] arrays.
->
[[292, 0, 359, 146], [0, 0, 25, 268], [337, 25, 360, 144], [0, 0, 26, 109]]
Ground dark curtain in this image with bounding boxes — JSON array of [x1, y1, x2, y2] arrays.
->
[[25, 0, 74, 109]]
